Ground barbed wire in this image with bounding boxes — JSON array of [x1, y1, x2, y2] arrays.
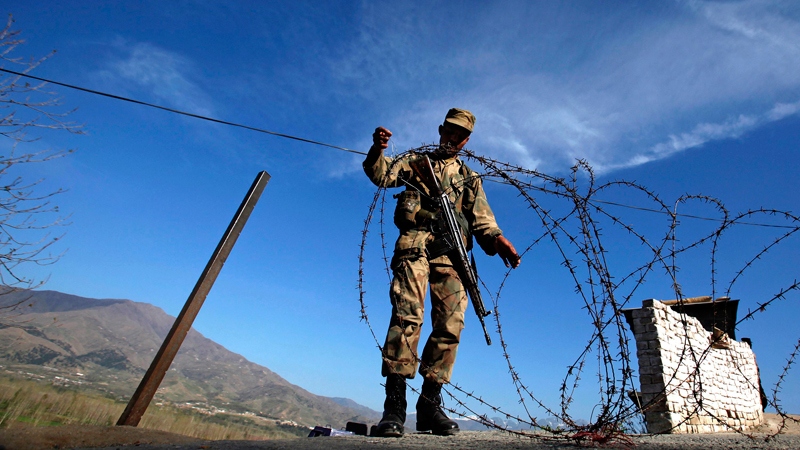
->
[[358, 145, 798, 445], [0, 67, 365, 155], [5, 68, 795, 235]]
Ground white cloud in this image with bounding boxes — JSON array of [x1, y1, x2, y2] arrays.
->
[[97, 42, 215, 117], [335, 0, 800, 175], [325, 153, 365, 179], [768, 100, 800, 121], [599, 113, 760, 172], [694, 0, 800, 50]]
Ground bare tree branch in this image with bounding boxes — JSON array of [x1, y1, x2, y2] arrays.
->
[[0, 14, 80, 318]]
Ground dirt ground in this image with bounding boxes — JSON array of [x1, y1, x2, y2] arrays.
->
[[0, 424, 206, 450], [0, 414, 798, 450]]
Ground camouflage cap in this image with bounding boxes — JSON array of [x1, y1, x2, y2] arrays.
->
[[444, 108, 476, 133]]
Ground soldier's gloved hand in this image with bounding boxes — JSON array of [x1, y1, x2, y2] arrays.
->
[[494, 235, 521, 269], [372, 127, 392, 150]]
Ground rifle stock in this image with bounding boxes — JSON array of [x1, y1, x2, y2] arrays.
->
[[410, 155, 493, 345]]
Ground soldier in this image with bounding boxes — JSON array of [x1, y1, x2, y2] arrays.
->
[[363, 108, 521, 437]]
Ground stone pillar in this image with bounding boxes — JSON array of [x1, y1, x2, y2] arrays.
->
[[629, 299, 763, 433]]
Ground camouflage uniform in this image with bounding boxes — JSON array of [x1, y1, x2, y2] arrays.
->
[[363, 152, 502, 384]]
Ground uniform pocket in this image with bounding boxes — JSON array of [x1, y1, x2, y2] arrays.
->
[[393, 190, 421, 230]]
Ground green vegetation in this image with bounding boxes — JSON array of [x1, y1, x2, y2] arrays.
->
[[0, 375, 307, 440]]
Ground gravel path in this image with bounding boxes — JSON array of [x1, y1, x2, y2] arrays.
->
[[62, 431, 800, 450], [2, 414, 798, 450]]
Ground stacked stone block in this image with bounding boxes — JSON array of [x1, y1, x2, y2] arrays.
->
[[630, 299, 763, 433]]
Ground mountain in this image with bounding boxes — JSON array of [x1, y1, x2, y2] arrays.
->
[[0, 290, 380, 427]]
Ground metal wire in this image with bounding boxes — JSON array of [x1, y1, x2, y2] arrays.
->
[[358, 145, 799, 445]]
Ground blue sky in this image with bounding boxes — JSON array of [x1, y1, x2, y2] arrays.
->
[[4, 1, 799, 422]]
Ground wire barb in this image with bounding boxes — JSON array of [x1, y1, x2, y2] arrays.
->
[[358, 145, 798, 443]]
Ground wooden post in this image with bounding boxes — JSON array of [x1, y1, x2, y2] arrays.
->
[[117, 171, 270, 426]]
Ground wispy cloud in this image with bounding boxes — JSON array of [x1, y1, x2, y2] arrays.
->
[[600, 113, 759, 173], [332, 0, 800, 174], [97, 41, 215, 117]]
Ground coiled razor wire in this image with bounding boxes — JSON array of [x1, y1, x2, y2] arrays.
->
[[357, 145, 799, 446]]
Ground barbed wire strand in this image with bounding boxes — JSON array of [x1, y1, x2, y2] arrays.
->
[[359, 145, 798, 445], [4, 67, 797, 235], [0, 67, 366, 155]]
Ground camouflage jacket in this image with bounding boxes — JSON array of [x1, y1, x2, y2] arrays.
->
[[363, 151, 503, 265]]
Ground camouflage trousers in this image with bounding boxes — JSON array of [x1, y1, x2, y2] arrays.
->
[[381, 254, 468, 384]]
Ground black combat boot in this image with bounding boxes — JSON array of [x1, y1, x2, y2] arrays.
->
[[376, 374, 407, 437], [416, 379, 459, 435]]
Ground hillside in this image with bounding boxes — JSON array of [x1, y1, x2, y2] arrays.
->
[[0, 290, 379, 428]]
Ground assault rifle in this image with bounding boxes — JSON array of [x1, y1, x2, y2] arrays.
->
[[410, 154, 493, 345]]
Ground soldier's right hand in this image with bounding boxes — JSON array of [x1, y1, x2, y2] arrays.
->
[[372, 127, 392, 150], [495, 235, 521, 269]]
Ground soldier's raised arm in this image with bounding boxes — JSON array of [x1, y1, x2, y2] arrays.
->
[[364, 126, 392, 168]]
